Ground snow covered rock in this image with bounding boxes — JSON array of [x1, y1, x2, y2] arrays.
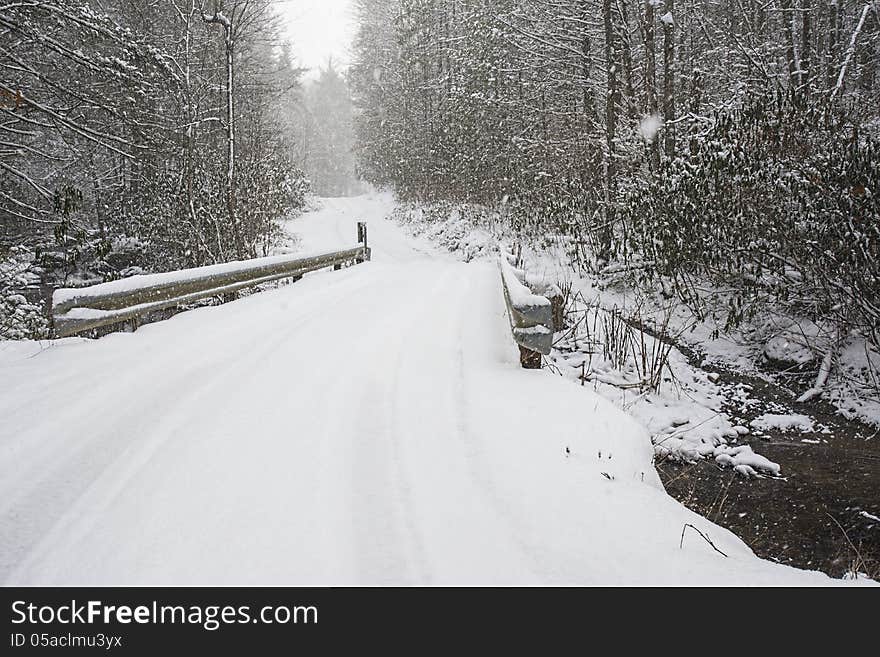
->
[[750, 413, 815, 434], [764, 335, 814, 368]]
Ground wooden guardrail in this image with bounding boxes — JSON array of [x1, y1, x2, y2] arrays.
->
[[52, 223, 371, 338], [499, 254, 554, 368]]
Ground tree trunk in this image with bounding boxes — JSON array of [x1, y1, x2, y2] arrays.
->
[[602, 0, 619, 258], [618, 0, 638, 119], [782, 0, 796, 84], [580, 0, 597, 124], [661, 0, 675, 159], [643, 0, 660, 169], [827, 1, 839, 90], [800, 1, 812, 88], [203, 4, 243, 259], [224, 29, 242, 258]]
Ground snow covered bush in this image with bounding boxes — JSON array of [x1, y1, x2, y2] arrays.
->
[[0, 292, 48, 341], [392, 202, 500, 262], [620, 92, 880, 356], [0, 247, 48, 340]]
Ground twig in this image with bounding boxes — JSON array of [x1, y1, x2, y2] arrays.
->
[[826, 512, 867, 576], [679, 523, 729, 557]]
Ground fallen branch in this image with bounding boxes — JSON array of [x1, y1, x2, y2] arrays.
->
[[831, 3, 874, 101], [797, 328, 841, 403], [679, 523, 729, 557]]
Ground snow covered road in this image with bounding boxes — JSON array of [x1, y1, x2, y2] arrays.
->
[[0, 195, 861, 585]]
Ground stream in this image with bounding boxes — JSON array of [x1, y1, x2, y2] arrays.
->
[[656, 359, 880, 580]]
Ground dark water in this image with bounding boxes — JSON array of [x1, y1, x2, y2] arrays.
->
[[657, 364, 880, 580]]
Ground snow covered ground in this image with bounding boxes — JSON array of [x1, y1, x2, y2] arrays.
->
[[0, 194, 870, 585]]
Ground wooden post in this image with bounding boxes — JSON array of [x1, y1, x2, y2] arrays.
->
[[499, 257, 553, 370], [357, 222, 370, 262], [519, 346, 542, 369], [549, 294, 564, 331], [42, 283, 57, 338]]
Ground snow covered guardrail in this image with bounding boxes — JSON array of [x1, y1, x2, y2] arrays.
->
[[499, 255, 554, 368], [52, 223, 371, 338]]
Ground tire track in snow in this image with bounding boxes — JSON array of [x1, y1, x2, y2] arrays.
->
[[381, 268, 465, 585], [320, 264, 460, 583], [451, 266, 565, 583], [3, 269, 378, 584], [386, 263, 541, 583]]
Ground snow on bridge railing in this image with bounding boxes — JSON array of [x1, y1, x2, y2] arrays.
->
[[499, 253, 555, 369], [52, 223, 371, 338]]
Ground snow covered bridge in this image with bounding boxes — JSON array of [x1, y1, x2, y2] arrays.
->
[[0, 195, 853, 585]]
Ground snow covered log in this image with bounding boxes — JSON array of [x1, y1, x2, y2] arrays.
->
[[498, 257, 554, 358], [52, 244, 369, 337]]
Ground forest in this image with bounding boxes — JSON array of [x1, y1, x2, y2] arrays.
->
[[0, 0, 356, 339], [350, 0, 880, 389], [2, 0, 880, 410]]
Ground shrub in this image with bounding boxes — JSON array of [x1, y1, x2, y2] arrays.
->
[[620, 92, 880, 346]]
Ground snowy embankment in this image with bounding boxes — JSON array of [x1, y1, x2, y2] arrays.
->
[[391, 204, 790, 478], [0, 194, 866, 585]]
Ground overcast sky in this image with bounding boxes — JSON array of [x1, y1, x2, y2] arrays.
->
[[278, 0, 356, 79]]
